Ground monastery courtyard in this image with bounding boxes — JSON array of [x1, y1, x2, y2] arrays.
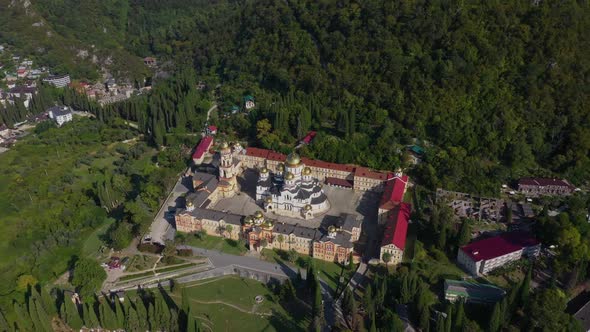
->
[[211, 169, 381, 255]]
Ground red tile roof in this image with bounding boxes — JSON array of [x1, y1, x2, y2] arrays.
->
[[518, 177, 573, 188], [354, 166, 389, 180], [192, 136, 214, 160], [301, 157, 355, 172], [326, 177, 353, 188], [208, 125, 217, 132], [381, 203, 411, 250], [379, 175, 409, 208], [301, 131, 317, 144], [267, 151, 286, 162], [460, 232, 540, 262], [245, 147, 270, 159]]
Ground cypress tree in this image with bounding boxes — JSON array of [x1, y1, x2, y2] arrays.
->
[[85, 303, 100, 328], [453, 300, 466, 332], [27, 297, 43, 332], [488, 302, 501, 332], [520, 265, 532, 307], [342, 287, 355, 317], [126, 305, 141, 331], [363, 283, 374, 316], [312, 280, 324, 328], [64, 298, 83, 329], [99, 300, 117, 329], [14, 302, 33, 331], [34, 298, 53, 332], [369, 311, 377, 332], [445, 304, 452, 332], [436, 314, 446, 332], [0, 309, 8, 332], [419, 307, 430, 331], [135, 298, 149, 331], [114, 299, 125, 328]]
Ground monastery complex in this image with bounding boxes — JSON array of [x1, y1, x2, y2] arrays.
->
[[175, 138, 411, 264]]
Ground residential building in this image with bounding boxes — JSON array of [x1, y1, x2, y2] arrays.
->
[[48, 106, 73, 126], [457, 232, 540, 276], [144, 57, 157, 67], [244, 95, 255, 110], [192, 136, 214, 164], [517, 177, 575, 196], [380, 202, 411, 265], [43, 74, 71, 88], [444, 279, 505, 304], [206, 125, 217, 135], [300, 131, 317, 145], [8, 86, 37, 108]]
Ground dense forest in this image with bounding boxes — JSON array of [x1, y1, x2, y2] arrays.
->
[[117, 0, 590, 195], [3, 0, 588, 194]]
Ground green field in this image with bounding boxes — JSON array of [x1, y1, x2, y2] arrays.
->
[[183, 233, 248, 256], [174, 276, 310, 331]]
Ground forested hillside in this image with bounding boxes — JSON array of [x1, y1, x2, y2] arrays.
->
[[121, 0, 590, 194], [4, 0, 588, 192]]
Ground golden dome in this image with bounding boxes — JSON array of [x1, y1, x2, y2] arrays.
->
[[277, 163, 285, 171], [186, 201, 193, 207], [244, 216, 253, 224], [285, 172, 294, 180], [265, 196, 272, 203], [263, 220, 274, 229], [286, 152, 301, 166], [303, 167, 311, 175], [260, 167, 268, 174], [328, 225, 337, 233], [254, 210, 263, 218], [304, 204, 312, 211], [220, 141, 229, 149]]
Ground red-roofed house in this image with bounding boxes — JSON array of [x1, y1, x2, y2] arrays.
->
[[517, 177, 574, 196], [378, 175, 409, 224], [192, 136, 214, 164], [457, 232, 540, 276], [300, 131, 317, 145], [206, 125, 218, 135], [380, 203, 411, 265]]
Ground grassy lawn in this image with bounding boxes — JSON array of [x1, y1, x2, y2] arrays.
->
[[175, 276, 309, 331], [183, 233, 247, 255], [261, 248, 348, 295], [154, 262, 198, 274], [412, 241, 466, 284], [126, 255, 160, 273], [82, 219, 114, 257]]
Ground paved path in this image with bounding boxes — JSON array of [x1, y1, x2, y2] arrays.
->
[[189, 247, 302, 279], [147, 173, 191, 244]]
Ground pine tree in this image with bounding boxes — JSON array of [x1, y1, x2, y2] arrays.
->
[[348, 252, 355, 270], [126, 305, 140, 331], [457, 220, 471, 247], [99, 300, 118, 329], [488, 302, 501, 332], [115, 298, 125, 328], [34, 298, 53, 332], [438, 225, 448, 250], [27, 296, 43, 332]]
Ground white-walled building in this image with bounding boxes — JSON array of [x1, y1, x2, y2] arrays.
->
[[457, 232, 540, 276], [43, 74, 71, 88], [48, 106, 73, 126], [256, 152, 330, 219]]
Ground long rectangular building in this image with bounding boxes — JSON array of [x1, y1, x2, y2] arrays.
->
[[457, 232, 540, 276], [237, 147, 393, 193]]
